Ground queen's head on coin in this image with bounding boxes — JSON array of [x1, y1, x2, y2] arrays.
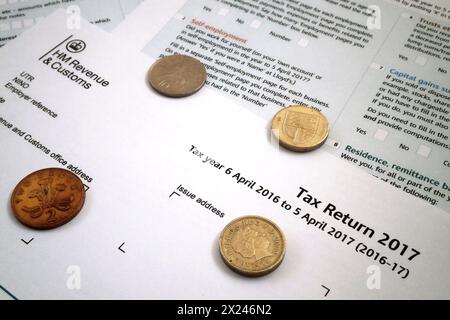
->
[[219, 216, 286, 277], [231, 226, 273, 261]]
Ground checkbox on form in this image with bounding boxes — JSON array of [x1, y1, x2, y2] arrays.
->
[[0, 23, 9, 31], [218, 8, 229, 16], [23, 18, 34, 27], [417, 145, 431, 158], [11, 20, 21, 29], [374, 129, 388, 141], [250, 20, 261, 29], [415, 56, 427, 65]]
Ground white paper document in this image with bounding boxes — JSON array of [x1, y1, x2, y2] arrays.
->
[[0, 0, 143, 48], [115, 0, 450, 214], [0, 10, 449, 299]]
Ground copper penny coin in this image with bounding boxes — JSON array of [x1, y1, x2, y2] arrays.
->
[[11, 168, 86, 230], [148, 54, 207, 97]]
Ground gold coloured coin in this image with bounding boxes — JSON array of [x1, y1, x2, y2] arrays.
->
[[11, 168, 86, 230], [271, 105, 329, 152], [148, 54, 207, 97], [219, 215, 286, 277]]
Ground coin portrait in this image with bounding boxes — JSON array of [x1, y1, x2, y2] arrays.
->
[[219, 216, 286, 277], [10, 168, 86, 230], [148, 54, 207, 97], [271, 105, 329, 152]]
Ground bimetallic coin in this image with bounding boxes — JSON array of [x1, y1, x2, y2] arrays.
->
[[271, 105, 329, 152], [219, 216, 286, 277], [148, 54, 207, 97], [11, 168, 86, 230]]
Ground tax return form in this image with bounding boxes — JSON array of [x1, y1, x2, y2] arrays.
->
[[0, 10, 448, 299]]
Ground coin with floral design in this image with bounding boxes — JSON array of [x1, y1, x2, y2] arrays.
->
[[11, 168, 85, 229]]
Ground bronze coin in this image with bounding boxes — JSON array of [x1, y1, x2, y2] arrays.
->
[[148, 54, 207, 97], [271, 105, 329, 152], [11, 168, 86, 230], [219, 215, 286, 277]]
